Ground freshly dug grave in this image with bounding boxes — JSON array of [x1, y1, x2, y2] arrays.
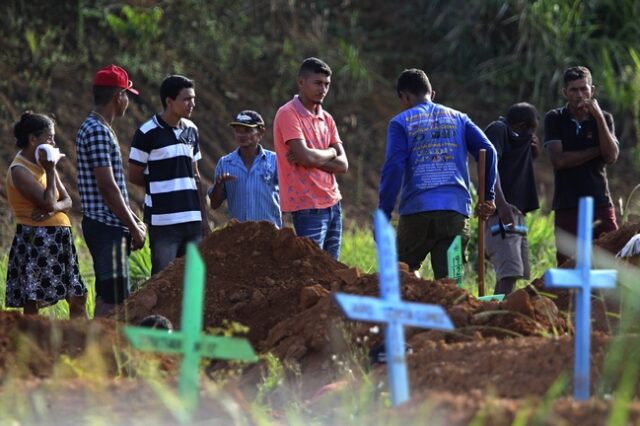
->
[[117, 221, 569, 399], [0, 311, 123, 381], [120, 221, 566, 355]]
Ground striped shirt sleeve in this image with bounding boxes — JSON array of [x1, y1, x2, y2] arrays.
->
[[130, 128, 150, 166]]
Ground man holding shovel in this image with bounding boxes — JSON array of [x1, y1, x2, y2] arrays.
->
[[378, 68, 497, 279]]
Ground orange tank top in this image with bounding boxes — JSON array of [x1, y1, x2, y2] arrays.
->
[[6, 153, 71, 227]]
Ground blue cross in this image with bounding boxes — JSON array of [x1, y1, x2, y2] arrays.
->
[[333, 210, 454, 406], [544, 197, 617, 400]]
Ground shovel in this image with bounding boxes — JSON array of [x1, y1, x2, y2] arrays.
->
[[477, 149, 486, 297]]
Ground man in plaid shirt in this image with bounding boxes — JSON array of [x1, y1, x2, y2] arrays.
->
[[76, 65, 146, 317]]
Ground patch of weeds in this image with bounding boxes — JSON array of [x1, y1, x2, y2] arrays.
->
[[255, 352, 285, 405]]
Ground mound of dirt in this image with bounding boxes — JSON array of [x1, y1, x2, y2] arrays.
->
[[309, 333, 640, 426], [120, 221, 567, 385], [595, 221, 640, 255], [119, 220, 347, 345], [531, 221, 640, 332]]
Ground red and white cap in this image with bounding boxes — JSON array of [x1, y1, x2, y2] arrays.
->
[[93, 64, 139, 95]]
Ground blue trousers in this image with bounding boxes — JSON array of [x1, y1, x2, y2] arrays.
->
[[149, 221, 202, 275], [291, 202, 342, 260]]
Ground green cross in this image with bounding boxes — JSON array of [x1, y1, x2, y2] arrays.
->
[[446, 235, 463, 287], [124, 243, 257, 421], [446, 235, 504, 301]]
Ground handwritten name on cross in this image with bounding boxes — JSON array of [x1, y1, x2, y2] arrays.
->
[[333, 210, 454, 406], [124, 244, 258, 422], [544, 197, 617, 400]]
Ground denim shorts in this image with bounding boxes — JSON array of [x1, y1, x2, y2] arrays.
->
[[82, 217, 131, 304]]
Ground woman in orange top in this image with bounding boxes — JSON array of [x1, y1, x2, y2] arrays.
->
[[5, 112, 87, 317]]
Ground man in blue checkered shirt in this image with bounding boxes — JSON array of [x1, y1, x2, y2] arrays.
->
[[76, 65, 146, 317]]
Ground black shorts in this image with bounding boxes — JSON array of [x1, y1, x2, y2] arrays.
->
[[396, 210, 469, 279]]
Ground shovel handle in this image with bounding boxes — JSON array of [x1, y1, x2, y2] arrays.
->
[[478, 149, 486, 297]]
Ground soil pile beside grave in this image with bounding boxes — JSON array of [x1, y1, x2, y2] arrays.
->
[[121, 222, 566, 378], [119, 220, 347, 345], [309, 333, 640, 425]]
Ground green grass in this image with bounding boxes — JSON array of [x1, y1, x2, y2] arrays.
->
[[340, 207, 557, 296]]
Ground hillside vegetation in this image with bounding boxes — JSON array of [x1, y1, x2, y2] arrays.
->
[[2, 0, 640, 249]]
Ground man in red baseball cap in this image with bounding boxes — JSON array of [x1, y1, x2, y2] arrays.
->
[[75, 64, 146, 316], [93, 64, 140, 95]]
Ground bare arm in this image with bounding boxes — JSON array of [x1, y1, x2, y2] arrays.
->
[[53, 172, 72, 213], [208, 181, 225, 210], [286, 139, 337, 168], [193, 162, 211, 236], [585, 100, 618, 164], [318, 142, 348, 174], [493, 175, 521, 226], [129, 163, 146, 187], [595, 116, 619, 164], [530, 134, 540, 160], [546, 140, 601, 171], [12, 165, 57, 212], [208, 173, 235, 210], [30, 170, 73, 222]]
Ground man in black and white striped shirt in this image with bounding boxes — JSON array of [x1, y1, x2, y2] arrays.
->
[[129, 75, 210, 275]]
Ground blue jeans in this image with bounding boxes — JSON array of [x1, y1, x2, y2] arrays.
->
[[291, 202, 342, 260], [149, 221, 202, 275], [82, 217, 130, 305]]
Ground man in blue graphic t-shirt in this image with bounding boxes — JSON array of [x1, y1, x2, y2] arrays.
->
[[378, 68, 497, 279]]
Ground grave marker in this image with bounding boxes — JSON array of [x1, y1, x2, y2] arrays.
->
[[447, 235, 463, 287], [333, 210, 454, 406], [447, 235, 504, 301], [124, 244, 258, 420], [544, 197, 617, 400]]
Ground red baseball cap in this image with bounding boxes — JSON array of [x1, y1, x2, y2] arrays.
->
[[93, 64, 139, 95]]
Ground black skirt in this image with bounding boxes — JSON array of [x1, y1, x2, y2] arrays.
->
[[5, 224, 87, 308]]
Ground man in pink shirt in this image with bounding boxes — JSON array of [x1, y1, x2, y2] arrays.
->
[[273, 57, 349, 259]]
